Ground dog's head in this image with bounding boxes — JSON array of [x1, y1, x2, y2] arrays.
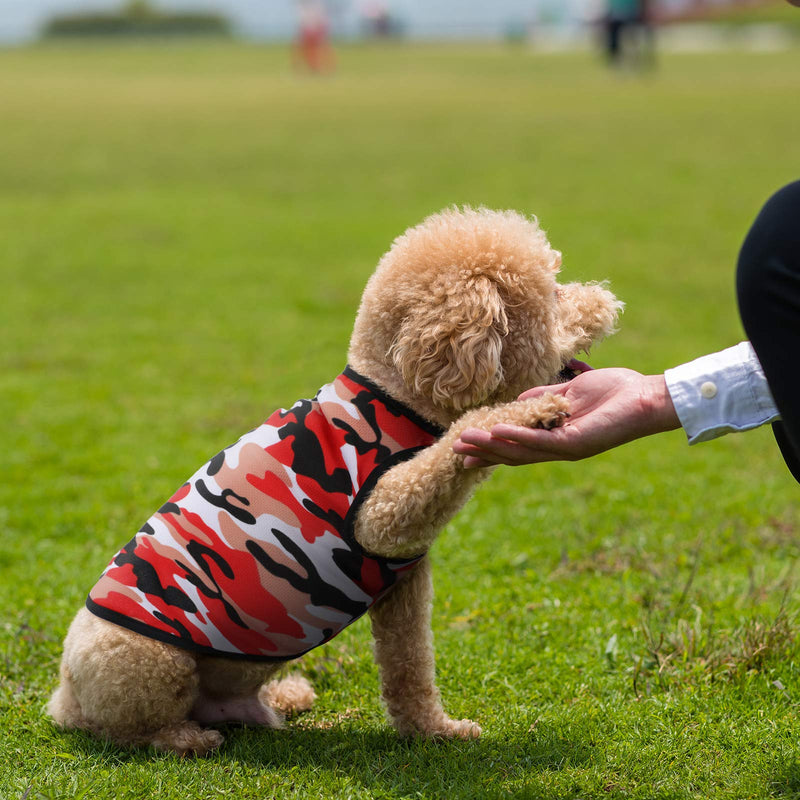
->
[[349, 207, 622, 423]]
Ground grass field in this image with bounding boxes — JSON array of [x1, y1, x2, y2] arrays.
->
[[2, 40, 800, 799]]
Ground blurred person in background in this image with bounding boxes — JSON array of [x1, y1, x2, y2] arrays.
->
[[294, 0, 336, 73], [604, 0, 656, 67], [360, 0, 392, 37], [454, 180, 800, 484]]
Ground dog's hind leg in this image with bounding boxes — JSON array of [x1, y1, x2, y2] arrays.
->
[[369, 556, 481, 739], [147, 721, 223, 757], [263, 673, 317, 716], [193, 657, 315, 727], [50, 608, 222, 756]]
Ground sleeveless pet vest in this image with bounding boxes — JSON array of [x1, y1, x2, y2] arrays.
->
[[86, 367, 443, 660]]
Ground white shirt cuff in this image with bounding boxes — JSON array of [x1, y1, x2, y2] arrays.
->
[[664, 342, 780, 445]]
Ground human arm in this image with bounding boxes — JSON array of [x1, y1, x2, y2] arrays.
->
[[453, 342, 779, 467], [663, 341, 779, 443]]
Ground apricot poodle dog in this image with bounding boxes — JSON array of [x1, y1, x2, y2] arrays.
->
[[49, 207, 621, 756]]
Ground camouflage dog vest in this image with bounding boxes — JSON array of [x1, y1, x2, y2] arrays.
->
[[86, 367, 443, 660]]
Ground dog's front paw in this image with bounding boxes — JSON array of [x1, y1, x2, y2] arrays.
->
[[455, 393, 570, 440], [475, 393, 569, 433], [436, 717, 482, 740], [411, 716, 482, 740], [522, 393, 570, 431]]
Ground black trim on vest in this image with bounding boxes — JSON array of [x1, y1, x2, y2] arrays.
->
[[86, 596, 319, 663], [342, 444, 428, 562], [342, 365, 445, 439]]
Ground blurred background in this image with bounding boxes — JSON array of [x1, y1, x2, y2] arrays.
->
[[2, 0, 799, 48]]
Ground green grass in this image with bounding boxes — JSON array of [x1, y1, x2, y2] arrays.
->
[[2, 40, 800, 799]]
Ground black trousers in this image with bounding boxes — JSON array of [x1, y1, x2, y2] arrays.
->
[[737, 180, 800, 482]]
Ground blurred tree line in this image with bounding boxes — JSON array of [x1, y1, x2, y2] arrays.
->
[[43, 0, 231, 38]]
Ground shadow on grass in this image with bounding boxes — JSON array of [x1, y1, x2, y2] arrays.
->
[[55, 719, 598, 798], [769, 760, 800, 798], [224, 720, 598, 798]]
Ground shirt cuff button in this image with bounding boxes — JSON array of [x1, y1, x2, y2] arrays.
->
[[700, 381, 718, 399]]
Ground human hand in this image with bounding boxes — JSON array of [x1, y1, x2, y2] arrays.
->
[[453, 367, 680, 467]]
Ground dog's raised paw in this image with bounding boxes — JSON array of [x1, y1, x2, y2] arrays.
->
[[518, 393, 570, 431], [535, 408, 571, 431]]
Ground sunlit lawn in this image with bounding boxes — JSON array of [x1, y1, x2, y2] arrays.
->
[[2, 40, 800, 799]]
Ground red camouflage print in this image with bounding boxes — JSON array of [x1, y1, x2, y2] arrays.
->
[[86, 367, 443, 660]]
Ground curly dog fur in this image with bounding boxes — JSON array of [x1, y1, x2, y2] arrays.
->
[[49, 206, 622, 755]]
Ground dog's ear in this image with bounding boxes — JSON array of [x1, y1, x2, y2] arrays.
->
[[555, 282, 623, 356], [389, 275, 508, 411]]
